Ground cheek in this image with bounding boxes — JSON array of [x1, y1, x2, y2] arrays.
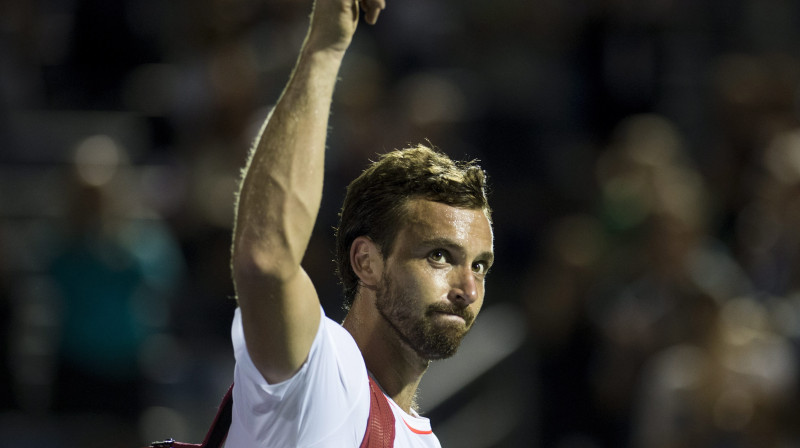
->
[[421, 264, 453, 295], [392, 262, 450, 300], [472, 279, 487, 309], [475, 289, 486, 309]]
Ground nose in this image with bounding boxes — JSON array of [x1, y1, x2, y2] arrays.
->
[[447, 266, 479, 306]]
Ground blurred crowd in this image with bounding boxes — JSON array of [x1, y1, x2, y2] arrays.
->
[[1, 0, 799, 447]]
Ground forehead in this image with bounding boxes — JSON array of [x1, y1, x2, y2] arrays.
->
[[395, 199, 494, 252]]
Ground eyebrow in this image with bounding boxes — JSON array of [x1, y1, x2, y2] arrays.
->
[[420, 237, 495, 266]]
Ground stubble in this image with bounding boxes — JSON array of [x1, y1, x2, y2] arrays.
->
[[375, 272, 475, 360]]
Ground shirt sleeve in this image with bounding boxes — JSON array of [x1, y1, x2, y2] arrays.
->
[[226, 307, 370, 447]]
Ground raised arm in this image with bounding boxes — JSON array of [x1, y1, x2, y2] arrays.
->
[[232, 0, 385, 384]]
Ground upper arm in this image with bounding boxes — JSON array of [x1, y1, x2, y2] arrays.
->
[[228, 11, 350, 385], [233, 258, 322, 384]]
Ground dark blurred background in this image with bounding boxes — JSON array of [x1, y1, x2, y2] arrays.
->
[[1, 0, 800, 446]]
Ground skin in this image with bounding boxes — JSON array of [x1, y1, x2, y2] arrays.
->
[[232, 0, 384, 386], [231, 0, 492, 416], [344, 199, 494, 411]]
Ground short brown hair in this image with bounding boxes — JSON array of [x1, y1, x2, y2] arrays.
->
[[335, 144, 491, 309]]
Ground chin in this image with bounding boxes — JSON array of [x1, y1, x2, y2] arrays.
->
[[413, 323, 467, 360]]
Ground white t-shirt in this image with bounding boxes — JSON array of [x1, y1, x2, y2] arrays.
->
[[227, 307, 443, 447]]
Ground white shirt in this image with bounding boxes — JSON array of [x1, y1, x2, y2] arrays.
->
[[227, 307, 442, 447]]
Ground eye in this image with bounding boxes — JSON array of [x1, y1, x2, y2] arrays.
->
[[428, 249, 448, 264], [472, 261, 489, 276]]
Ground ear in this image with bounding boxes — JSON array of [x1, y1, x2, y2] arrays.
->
[[350, 236, 382, 288]]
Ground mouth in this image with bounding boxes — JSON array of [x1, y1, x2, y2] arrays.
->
[[433, 311, 466, 322], [429, 306, 474, 326]]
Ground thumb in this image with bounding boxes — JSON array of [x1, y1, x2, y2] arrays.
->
[[360, 0, 386, 25]]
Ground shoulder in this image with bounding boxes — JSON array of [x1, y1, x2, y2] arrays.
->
[[229, 307, 371, 446]]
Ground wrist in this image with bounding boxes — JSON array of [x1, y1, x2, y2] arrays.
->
[[301, 42, 347, 58], [301, 15, 356, 61], [299, 43, 348, 68], [301, 31, 352, 58]]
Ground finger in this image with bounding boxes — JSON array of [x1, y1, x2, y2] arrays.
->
[[361, 0, 385, 25]]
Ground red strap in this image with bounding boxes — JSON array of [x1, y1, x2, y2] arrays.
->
[[198, 384, 233, 448], [359, 375, 396, 448], [152, 377, 395, 448], [149, 384, 233, 448]]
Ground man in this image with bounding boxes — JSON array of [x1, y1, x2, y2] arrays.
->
[[228, 0, 494, 445]]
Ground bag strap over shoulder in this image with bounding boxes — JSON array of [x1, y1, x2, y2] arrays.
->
[[360, 375, 396, 448], [149, 384, 233, 448], [149, 373, 395, 448]]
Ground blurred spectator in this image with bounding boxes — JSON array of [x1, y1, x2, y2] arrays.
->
[[633, 297, 798, 448], [589, 115, 750, 446], [50, 183, 146, 415], [46, 136, 185, 446], [523, 213, 609, 447], [709, 53, 800, 238], [735, 128, 800, 297]]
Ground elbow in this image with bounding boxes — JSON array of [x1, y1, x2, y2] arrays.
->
[[232, 237, 300, 285]]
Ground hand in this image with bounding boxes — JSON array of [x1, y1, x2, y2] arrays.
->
[[360, 0, 386, 25], [305, 0, 386, 54]]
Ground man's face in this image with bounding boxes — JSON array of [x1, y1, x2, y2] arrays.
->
[[375, 199, 494, 360]]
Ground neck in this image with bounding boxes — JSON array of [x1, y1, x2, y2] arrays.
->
[[342, 295, 430, 413]]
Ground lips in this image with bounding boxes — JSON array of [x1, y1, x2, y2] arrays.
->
[[428, 304, 474, 325], [434, 311, 466, 323]]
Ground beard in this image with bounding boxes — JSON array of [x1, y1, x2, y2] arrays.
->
[[375, 272, 476, 360]]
